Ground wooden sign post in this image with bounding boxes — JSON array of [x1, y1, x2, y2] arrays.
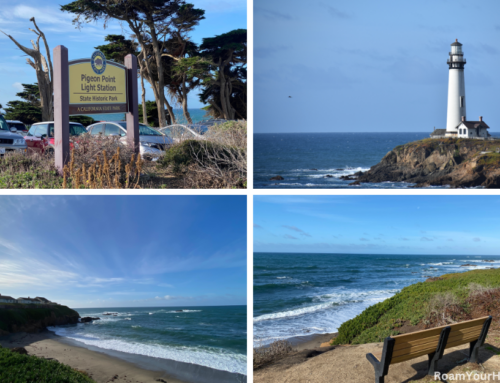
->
[[53, 45, 70, 172], [53, 46, 139, 173]]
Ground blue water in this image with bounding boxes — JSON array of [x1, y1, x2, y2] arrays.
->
[[48, 305, 246, 375], [254, 132, 500, 189], [254, 253, 500, 345], [85, 108, 209, 125]]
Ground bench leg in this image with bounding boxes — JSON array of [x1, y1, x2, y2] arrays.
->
[[428, 352, 439, 375], [469, 340, 479, 364]]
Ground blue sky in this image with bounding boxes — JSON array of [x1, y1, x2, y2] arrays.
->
[[255, 0, 500, 133], [0, 0, 246, 111], [254, 196, 500, 256], [0, 196, 247, 309]]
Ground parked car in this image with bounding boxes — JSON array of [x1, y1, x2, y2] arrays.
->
[[86, 121, 173, 160], [24, 121, 87, 154], [158, 120, 228, 143], [0, 114, 27, 156], [5, 120, 29, 135]]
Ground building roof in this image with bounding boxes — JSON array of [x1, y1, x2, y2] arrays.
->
[[0, 296, 15, 300], [430, 129, 447, 136], [457, 121, 490, 130], [451, 39, 462, 46], [35, 297, 49, 302]]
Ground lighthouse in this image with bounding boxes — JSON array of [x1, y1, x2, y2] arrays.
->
[[445, 39, 466, 136]]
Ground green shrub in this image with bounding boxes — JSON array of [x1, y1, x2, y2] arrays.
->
[[0, 346, 95, 382], [334, 268, 500, 345]]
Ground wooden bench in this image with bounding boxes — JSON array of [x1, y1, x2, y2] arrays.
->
[[366, 316, 492, 383]]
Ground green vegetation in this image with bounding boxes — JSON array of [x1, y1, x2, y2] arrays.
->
[[477, 153, 500, 167], [0, 305, 78, 333], [3, 84, 42, 124], [333, 268, 500, 345], [0, 346, 95, 382]]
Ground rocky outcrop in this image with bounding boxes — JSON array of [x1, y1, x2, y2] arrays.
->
[[270, 176, 284, 181], [0, 306, 80, 334], [353, 138, 500, 188]]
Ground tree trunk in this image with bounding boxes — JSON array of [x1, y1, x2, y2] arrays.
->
[[139, 67, 147, 125], [1, 17, 53, 121], [181, 76, 192, 124], [147, 25, 167, 127]]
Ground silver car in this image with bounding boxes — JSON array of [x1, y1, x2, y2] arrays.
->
[[0, 114, 27, 156], [86, 121, 173, 160], [158, 120, 228, 143]]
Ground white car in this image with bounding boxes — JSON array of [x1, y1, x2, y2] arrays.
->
[[158, 120, 228, 143], [86, 121, 173, 160]]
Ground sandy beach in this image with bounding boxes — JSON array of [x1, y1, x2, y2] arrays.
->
[[0, 331, 245, 383]]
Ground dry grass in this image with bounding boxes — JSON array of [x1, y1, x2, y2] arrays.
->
[[160, 120, 247, 188], [253, 339, 294, 369], [425, 292, 460, 326]]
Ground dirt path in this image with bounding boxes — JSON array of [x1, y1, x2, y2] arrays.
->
[[255, 336, 500, 383]]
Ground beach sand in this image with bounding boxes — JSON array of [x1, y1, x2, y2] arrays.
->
[[0, 331, 245, 383]]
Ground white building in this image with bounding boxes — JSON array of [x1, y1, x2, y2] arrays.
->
[[430, 40, 493, 139], [0, 294, 16, 303], [456, 116, 490, 138], [446, 39, 467, 136]]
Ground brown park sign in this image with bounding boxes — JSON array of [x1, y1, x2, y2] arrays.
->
[[68, 51, 128, 115], [53, 46, 139, 172]]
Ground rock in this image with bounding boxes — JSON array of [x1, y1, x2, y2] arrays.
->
[[270, 175, 284, 181], [460, 264, 477, 267], [356, 138, 500, 188], [80, 317, 100, 323], [349, 181, 361, 186], [310, 168, 318, 171], [156, 379, 168, 383], [482, 260, 495, 262], [10, 347, 28, 355], [324, 175, 333, 178], [336, 168, 343, 171]]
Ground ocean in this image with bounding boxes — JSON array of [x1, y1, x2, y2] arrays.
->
[[253, 253, 500, 345], [48, 305, 246, 379], [85, 108, 209, 125], [254, 132, 500, 189]]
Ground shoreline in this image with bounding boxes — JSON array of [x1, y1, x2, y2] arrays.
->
[[0, 330, 246, 383]]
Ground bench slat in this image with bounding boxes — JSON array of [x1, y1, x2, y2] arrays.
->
[[446, 334, 484, 349], [391, 348, 437, 364], [394, 325, 484, 352], [391, 317, 487, 345]]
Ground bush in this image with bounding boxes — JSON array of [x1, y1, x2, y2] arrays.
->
[[0, 346, 95, 382], [0, 152, 62, 189], [253, 339, 294, 369], [333, 268, 500, 345], [159, 120, 247, 188]]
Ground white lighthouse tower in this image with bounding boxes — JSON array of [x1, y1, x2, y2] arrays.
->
[[445, 39, 466, 136]]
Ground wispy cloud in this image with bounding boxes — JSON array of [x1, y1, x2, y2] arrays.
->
[[284, 234, 298, 240], [319, 2, 350, 19], [282, 225, 311, 237], [255, 7, 292, 21], [254, 223, 263, 229], [421, 237, 433, 242]]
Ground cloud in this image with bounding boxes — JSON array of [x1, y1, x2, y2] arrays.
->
[[254, 45, 289, 59], [421, 237, 433, 242], [155, 295, 175, 300], [473, 238, 481, 242], [284, 234, 298, 240], [360, 238, 369, 242], [282, 225, 311, 237], [255, 7, 292, 21], [12, 82, 23, 91], [319, 2, 350, 19], [254, 223, 263, 229], [447, 238, 454, 242]]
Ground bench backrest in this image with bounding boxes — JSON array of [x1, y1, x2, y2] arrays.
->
[[389, 316, 489, 365]]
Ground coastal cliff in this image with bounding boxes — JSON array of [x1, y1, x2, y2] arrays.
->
[[0, 305, 80, 335], [351, 138, 500, 188]]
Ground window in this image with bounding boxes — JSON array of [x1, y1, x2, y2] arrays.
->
[[69, 124, 87, 136], [105, 123, 126, 136], [30, 124, 48, 138], [90, 124, 104, 135], [460, 96, 464, 108]]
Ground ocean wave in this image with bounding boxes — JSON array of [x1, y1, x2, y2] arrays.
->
[[254, 288, 399, 323], [47, 327, 246, 375]]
